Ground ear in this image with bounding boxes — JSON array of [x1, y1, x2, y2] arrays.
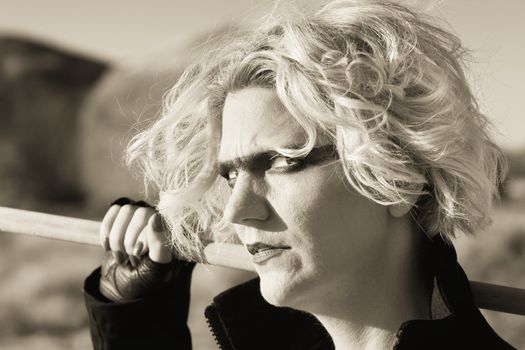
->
[[388, 184, 425, 218], [388, 202, 413, 218]]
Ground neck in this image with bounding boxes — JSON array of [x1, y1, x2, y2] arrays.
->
[[316, 317, 398, 350], [311, 219, 432, 350]]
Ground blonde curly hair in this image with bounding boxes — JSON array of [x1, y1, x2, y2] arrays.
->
[[127, 0, 507, 260]]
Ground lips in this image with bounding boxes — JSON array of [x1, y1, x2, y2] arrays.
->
[[246, 242, 291, 255], [246, 243, 291, 264]]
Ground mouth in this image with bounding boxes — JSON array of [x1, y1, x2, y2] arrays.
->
[[246, 242, 291, 264]]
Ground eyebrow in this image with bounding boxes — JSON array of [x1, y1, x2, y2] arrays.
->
[[218, 150, 280, 177], [217, 144, 338, 177]]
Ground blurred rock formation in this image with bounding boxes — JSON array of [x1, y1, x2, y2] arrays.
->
[[0, 36, 107, 209]]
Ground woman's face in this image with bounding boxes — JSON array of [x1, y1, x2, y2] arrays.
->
[[218, 87, 393, 311]]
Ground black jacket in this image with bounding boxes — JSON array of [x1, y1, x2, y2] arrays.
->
[[84, 236, 515, 349]]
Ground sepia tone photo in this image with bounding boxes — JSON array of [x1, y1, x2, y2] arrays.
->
[[0, 0, 524, 349]]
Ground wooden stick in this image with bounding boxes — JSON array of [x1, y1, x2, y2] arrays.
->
[[0, 206, 252, 270], [1, 206, 524, 315], [470, 281, 525, 316]]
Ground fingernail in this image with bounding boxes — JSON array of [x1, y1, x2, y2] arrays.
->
[[152, 213, 164, 232], [114, 251, 126, 264], [133, 241, 144, 256], [129, 255, 140, 268], [103, 236, 110, 252]]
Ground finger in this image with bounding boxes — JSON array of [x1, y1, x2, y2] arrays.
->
[[124, 207, 155, 267], [134, 230, 149, 257], [124, 206, 155, 255], [109, 204, 135, 263], [129, 230, 148, 268], [147, 213, 172, 264], [99, 205, 122, 251]]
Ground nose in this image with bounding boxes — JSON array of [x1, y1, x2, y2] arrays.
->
[[223, 172, 270, 226]]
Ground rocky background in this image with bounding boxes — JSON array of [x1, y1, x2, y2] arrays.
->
[[0, 35, 524, 349]]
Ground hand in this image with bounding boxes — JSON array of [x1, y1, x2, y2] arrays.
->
[[98, 198, 194, 302]]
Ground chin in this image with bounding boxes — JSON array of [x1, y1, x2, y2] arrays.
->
[[259, 271, 307, 309]]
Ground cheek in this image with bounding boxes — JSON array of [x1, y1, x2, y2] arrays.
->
[[266, 166, 347, 249], [268, 165, 349, 227], [266, 165, 389, 263]]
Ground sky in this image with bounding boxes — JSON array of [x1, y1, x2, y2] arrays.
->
[[1, 0, 523, 150]]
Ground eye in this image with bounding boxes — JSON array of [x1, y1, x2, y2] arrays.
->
[[269, 155, 303, 171], [225, 169, 238, 189]]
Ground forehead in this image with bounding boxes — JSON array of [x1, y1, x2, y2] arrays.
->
[[218, 88, 306, 160]]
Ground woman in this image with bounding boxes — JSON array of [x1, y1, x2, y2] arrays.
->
[[84, 0, 513, 348]]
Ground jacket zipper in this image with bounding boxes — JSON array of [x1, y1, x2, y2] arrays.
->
[[204, 304, 234, 350]]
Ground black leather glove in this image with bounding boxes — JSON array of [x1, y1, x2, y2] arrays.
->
[[99, 254, 195, 302]]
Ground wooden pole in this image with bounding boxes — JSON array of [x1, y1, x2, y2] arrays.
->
[[1, 206, 524, 315], [0, 206, 252, 270]]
